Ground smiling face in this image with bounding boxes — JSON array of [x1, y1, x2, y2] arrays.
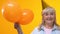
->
[[42, 7, 56, 25]]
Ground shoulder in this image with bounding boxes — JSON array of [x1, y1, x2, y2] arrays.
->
[[31, 26, 39, 34], [56, 26, 60, 30], [55, 26, 60, 34], [31, 26, 44, 34]]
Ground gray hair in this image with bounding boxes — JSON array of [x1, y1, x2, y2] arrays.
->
[[42, 7, 56, 15]]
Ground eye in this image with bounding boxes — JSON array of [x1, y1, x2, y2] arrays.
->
[[50, 13, 54, 15], [45, 13, 48, 16]]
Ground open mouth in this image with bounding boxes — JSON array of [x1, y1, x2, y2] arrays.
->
[[46, 18, 53, 21]]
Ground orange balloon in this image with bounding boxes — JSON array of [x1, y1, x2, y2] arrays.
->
[[2, 1, 22, 22], [18, 9, 34, 25]]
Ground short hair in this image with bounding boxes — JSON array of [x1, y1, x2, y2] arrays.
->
[[42, 7, 56, 15]]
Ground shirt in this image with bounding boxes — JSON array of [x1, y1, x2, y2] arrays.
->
[[31, 25, 60, 34], [44, 26, 52, 34]]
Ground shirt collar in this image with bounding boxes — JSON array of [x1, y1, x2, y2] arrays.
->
[[40, 25, 58, 31]]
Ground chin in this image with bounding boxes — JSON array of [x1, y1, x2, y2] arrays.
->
[[46, 21, 53, 24]]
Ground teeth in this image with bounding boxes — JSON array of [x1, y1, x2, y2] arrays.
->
[[47, 19, 52, 20]]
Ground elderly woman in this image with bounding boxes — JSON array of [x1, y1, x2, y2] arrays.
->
[[31, 7, 60, 34], [14, 7, 60, 34]]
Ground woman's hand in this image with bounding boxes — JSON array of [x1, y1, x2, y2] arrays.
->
[[14, 23, 23, 34]]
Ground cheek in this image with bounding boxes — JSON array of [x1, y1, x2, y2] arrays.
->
[[51, 15, 55, 19], [43, 15, 48, 20]]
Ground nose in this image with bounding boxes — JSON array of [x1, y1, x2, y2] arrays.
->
[[48, 14, 51, 18]]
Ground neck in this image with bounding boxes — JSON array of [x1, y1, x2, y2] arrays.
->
[[44, 23, 53, 29]]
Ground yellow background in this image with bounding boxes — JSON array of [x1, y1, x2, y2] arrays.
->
[[0, 0, 60, 34]]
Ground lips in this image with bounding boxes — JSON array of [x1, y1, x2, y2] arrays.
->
[[46, 18, 53, 21]]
